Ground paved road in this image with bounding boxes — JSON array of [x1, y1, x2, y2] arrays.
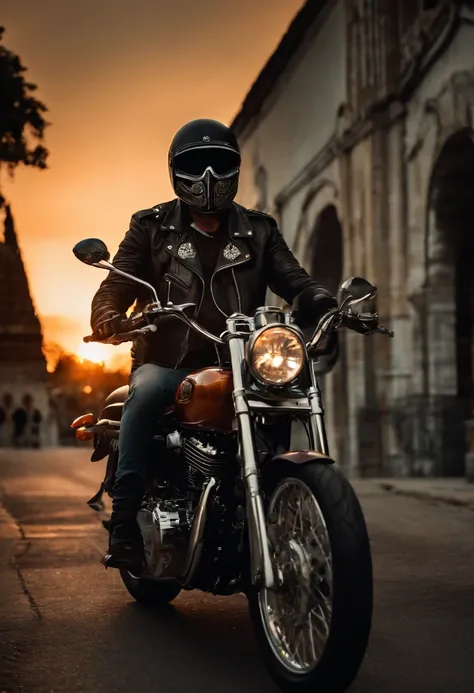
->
[[0, 449, 473, 693]]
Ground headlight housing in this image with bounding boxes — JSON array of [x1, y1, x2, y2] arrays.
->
[[249, 326, 305, 385]]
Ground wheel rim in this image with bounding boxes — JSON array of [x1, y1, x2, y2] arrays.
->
[[258, 477, 333, 674]]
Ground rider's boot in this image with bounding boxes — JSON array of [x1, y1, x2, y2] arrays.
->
[[107, 474, 145, 570]]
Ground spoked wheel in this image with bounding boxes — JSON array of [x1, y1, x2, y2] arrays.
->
[[120, 570, 182, 606], [249, 461, 372, 693], [260, 477, 333, 672]]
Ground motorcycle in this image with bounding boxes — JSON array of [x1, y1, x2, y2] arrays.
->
[[71, 237, 394, 693]]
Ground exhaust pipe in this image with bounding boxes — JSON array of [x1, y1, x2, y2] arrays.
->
[[180, 476, 216, 587]]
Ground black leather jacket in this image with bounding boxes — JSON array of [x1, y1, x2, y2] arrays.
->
[[91, 199, 337, 369]]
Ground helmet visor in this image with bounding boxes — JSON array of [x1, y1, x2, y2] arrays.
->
[[173, 147, 241, 178]]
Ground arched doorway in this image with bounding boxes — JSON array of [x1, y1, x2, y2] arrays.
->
[[308, 205, 347, 467], [310, 205, 343, 296], [425, 128, 474, 475]]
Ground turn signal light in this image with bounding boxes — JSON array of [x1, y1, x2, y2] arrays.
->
[[71, 413, 96, 429], [75, 426, 94, 442]]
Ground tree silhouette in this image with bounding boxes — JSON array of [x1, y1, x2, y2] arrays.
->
[[0, 26, 49, 207]]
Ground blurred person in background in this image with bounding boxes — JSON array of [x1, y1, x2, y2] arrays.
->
[[13, 394, 42, 448]]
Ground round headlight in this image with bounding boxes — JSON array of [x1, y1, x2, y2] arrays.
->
[[250, 326, 305, 385]]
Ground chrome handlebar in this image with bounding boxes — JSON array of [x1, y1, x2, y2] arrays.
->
[[308, 308, 394, 352], [80, 251, 394, 349], [83, 302, 394, 348]]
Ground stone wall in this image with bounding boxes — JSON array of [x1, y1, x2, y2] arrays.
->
[[234, 0, 474, 476], [236, 0, 347, 220]]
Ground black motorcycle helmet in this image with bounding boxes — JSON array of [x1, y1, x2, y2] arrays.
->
[[168, 118, 241, 214]]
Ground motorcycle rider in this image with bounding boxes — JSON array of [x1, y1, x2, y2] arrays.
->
[[90, 118, 338, 569]]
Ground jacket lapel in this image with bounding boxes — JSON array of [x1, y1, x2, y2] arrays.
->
[[161, 200, 204, 281], [213, 204, 253, 273], [213, 237, 251, 273]]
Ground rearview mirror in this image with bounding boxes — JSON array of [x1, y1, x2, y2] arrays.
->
[[339, 277, 377, 307], [72, 237, 161, 305], [72, 238, 110, 265]]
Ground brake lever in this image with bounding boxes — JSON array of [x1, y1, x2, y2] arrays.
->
[[82, 324, 157, 345], [144, 302, 196, 316], [144, 302, 202, 334], [343, 311, 394, 338], [373, 325, 394, 338]]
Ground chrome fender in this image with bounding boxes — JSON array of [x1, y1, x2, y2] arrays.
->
[[270, 450, 336, 465]]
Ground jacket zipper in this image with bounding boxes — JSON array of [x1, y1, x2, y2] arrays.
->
[[231, 268, 242, 313], [210, 256, 250, 317], [175, 274, 205, 368]]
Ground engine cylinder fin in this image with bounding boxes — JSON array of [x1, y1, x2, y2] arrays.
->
[[184, 437, 228, 474]]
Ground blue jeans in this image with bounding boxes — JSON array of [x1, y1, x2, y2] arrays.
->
[[113, 363, 191, 506]]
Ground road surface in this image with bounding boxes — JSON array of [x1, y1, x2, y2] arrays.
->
[[0, 448, 473, 692]]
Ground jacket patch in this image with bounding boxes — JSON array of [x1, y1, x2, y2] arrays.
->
[[177, 242, 196, 260], [223, 242, 241, 261]]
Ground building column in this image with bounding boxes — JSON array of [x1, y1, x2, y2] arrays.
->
[[383, 114, 414, 474], [338, 148, 366, 477]]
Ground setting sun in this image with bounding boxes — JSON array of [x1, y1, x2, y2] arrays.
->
[[77, 341, 109, 365], [74, 340, 131, 373]]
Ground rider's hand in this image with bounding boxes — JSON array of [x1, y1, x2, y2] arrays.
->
[[292, 289, 338, 329], [94, 311, 126, 340]]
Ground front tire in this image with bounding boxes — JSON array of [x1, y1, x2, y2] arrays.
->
[[248, 461, 372, 693], [120, 571, 182, 606]]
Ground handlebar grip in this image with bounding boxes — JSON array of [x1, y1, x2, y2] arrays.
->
[[82, 312, 146, 343]]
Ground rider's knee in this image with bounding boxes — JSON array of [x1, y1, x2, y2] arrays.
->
[[128, 364, 163, 410]]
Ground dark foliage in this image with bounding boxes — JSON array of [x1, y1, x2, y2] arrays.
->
[[0, 26, 49, 206]]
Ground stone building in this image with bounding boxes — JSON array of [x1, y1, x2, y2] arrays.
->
[[0, 206, 58, 447], [231, 0, 474, 478]]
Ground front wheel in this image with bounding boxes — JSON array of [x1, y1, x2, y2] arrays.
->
[[248, 461, 372, 693]]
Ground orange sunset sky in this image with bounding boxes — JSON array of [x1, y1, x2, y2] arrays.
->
[[2, 0, 304, 368]]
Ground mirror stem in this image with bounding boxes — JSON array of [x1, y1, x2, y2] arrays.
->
[[93, 260, 161, 306]]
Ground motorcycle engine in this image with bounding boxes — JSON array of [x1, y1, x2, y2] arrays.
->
[[137, 431, 236, 580]]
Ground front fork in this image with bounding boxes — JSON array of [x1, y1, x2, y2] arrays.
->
[[229, 341, 331, 590], [308, 361, 330, 456], [228, 337, 275, 590]]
